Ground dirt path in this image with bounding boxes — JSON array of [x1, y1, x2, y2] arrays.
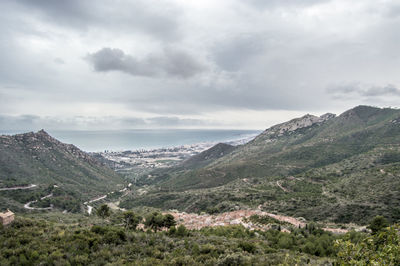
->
[[107, 201, 126, 212], [276, 181, 289, 192], [0, 184, 37, 191]]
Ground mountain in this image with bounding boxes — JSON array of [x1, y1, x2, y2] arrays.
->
[[181, 143, 236, 169], [0, 130, 124, 212], [120, 106, 400, 224]]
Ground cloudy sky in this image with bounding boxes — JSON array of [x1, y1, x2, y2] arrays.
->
[[1, 0, 400, 130]]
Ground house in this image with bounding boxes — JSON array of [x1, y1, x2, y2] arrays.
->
[[0, 209, 14, 225]]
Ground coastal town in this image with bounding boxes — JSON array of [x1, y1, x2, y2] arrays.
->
[[95, 134, 259, 173], [97, 142, 215, 171]]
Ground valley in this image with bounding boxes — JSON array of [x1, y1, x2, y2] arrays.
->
[[119, 106, 400, 225], [1, 105, 400, 265]]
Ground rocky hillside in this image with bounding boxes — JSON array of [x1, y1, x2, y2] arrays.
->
[[121, 106, 400, 224], [0, 130, 124, 212], [255, 113, 336, 140]]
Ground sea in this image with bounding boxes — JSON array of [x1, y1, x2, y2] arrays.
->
[[1, 129, 262, 152]]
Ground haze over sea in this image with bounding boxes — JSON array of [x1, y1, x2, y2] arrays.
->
[[0, 129, 261, 152]]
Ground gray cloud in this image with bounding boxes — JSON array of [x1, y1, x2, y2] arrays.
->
[[246, 0, 331, 9], [13, 0, 182, 41], [213, 34, 265, 71], [1, 0, 400, 129], [328, 83, 400, 98], [14, 0, 89, 27], [86, 47, 205, 79], [0, 114, 212, 131], [53, 58, 65, 64]]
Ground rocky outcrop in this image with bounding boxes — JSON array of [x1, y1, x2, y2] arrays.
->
[[0, 130, 100, 166], [261, 113, 336, 138]]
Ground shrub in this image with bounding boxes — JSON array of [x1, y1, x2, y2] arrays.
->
[[96, 204, 111, 218], [238, 241, 257, 254], [368, 216, 389, 234], [122, 211, 142, 230]]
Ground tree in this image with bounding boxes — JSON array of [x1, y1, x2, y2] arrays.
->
[[144, 212, 164, 232], [122, 211, 142, 230], [335, 225, 400, 265], [144, 212, 176, 232], [368, 216, 389, 234], [176, 225, 189, 237], [96, 204, 110, 218], [163, 214, 176, 228]]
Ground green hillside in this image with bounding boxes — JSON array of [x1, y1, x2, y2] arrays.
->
[[0, 130, 125, 212], [120, 106, 400, 224], [181, 143, 236, 170]]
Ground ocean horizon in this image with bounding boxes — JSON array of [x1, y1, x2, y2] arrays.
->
[[0, 129, 262, 152]]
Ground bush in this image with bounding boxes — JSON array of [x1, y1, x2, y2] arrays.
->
[[335, 225, 400, 265], [238, 241, 257, 253], [218, 253, 249, 265], [176, 225, 189, 237], [96, 204, 111, 218], [122, 211, 142, 230], [144, 212, 177, 232], [368, 216, 389, 234]]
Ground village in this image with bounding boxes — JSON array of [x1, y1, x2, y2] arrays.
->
[[165, 209, 354, 234]]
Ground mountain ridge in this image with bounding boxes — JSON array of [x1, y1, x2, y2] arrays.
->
[[120, 105, 400, 224], [0, 130, 125, 212]]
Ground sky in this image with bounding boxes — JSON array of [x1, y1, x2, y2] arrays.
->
[[1, 0, 400, 130]]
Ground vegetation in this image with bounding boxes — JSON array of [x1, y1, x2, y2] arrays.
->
[[121, 106, 400, 224], [144, 212, 176, 232], [1, 106, 400, 264], [0, 130, 125, 212], [1, 211, 398, 265], [368, 215, 389, 234], [97, 204, 111, 218], [335, 225, 400, 265], [122, 211, 142, 230]]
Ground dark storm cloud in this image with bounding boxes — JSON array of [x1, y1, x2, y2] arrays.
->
[[86, 47, 205, 79], [13, 0, 181, 41], [327, 84, 400, 98]]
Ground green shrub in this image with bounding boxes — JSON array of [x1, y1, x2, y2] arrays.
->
[[238, 241, 257, 254]]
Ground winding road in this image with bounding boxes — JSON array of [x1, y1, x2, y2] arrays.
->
[[84, 195, 108, 215], [0, 184, 37, 191], [0, 184, 54, 211], [24, 193, 54, 210], [276, 181, 289, 192], [84, 183, 132, 215]]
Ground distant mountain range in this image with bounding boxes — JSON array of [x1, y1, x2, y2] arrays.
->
[[0, 130, 124, 212], [120, 106, 400, 224]]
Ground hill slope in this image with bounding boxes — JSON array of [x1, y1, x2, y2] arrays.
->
[[0, 130, 124, 212], [121, 106, 400, 224], [182, 143, 236, 169]]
